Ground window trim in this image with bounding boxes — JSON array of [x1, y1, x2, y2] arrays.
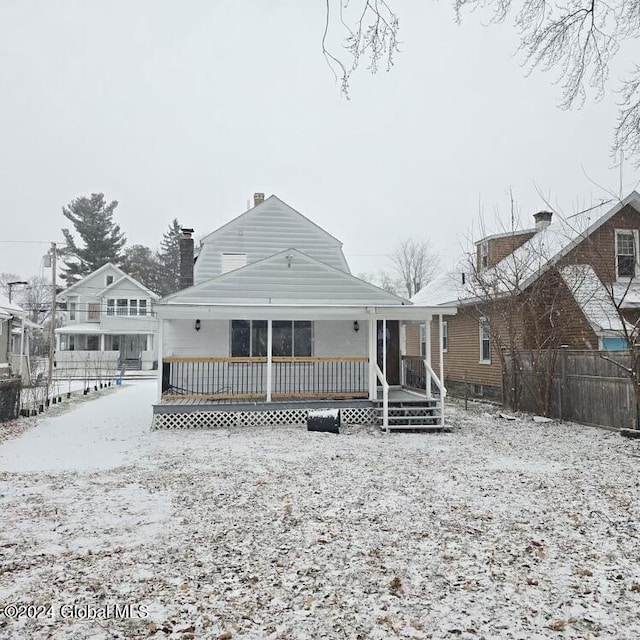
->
[[479, 317, 491, 364], [87, 302, 100, 322], [442, 320, 448, 353], [69, 301, 77, 321], [615, 228, 639, 281]]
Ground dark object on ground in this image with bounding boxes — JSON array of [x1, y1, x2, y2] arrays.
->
[[620, 428, 640, 439], [307, 409, 340, 434]]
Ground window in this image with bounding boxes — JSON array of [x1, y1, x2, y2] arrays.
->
[[88, 303, 100, 321], [107, 299, 115, 316], [117, 299, 128, 316], [139, 300, 147, 316], [479, 317, 491, 363], [442, 321, 448, 352], [221, 253, 248, 274], [480, 241, 489, 271], [601, 336, 628, 351], [129, 300, 138, 317], [106, 275, 114, 286], [87, 335, 100, 350], [616, 230, 638, 279], [419, 323, 426, 357], [69, 302, 76, 321], [230, 320, 312, 357]]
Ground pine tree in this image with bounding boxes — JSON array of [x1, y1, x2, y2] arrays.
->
[[61, 193, 126, 285], [121, 245, 160, 293], [156, 218, 182, 296]]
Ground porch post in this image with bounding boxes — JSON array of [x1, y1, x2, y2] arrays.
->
[[425, 315, 432, 399], [156, 318, 164, 401], [100, 334, 105, 351], [19, 318, 25, 376], [266, 319, 273, 402], [382, 318, 387, 383], [368, 317, 376, 400], [438, 314, 445, 387]]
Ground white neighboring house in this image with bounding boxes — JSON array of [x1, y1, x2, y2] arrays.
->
[[55, 263, 160, 372]]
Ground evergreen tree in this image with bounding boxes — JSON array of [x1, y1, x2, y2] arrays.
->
[[61, 193, 126, 285], [156, 218, 182, 296], [121, 245, 161, 293]]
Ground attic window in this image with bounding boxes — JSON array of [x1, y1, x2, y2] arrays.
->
[[615, 230, 638, 279], [221, 253, 247, 274], [480, 241, 488, 271], [106, 275, 114, 286]]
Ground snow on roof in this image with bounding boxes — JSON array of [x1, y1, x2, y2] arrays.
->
[[411, 271, 466, 306], [0, 293, 25, 317], [560, 265, 626, 334]]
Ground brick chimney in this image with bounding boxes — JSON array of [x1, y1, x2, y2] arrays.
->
[[179, 228, 194, 290], [533, 211, 553, 231], [253, 192, 265, 207]]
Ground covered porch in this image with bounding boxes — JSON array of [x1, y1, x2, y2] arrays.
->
[[153, 304, 456, 431]]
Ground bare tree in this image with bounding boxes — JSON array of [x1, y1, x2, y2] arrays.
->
[[389, 238, 439, 298], [323, 0, 640, 163], [357, 270, 401, 295]]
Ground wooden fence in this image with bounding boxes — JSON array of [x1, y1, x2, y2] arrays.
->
[[506, 350, 637, 430]]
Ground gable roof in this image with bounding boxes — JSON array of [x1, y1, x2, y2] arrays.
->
[[162, 248, 410, 306], [195, 195, 350, 279], [0, 293, 25, 318], [59, 263, 127, 296], [414, 192, 640, 307], [96, 275, 161, 300]]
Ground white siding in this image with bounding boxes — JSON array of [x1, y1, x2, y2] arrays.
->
[[313, 321, 368, 357], [163, 319, 229, 356], [195, 196, 350, 282]]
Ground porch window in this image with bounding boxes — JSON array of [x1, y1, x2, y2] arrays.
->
[[117, 299, 128, 316], [442, 321, 448, 352], [615, 230, 638, 279], [479, 317, 491, 363], [230, 320, 312, 357], [88, 303, 100, 321], [139, 300, 147, 316], [106, 335, 120, 351], [420, 323, 426, 357], [129, 300, 138, 317], [87, 335, 100, 350], [106, 299, 115, 316]]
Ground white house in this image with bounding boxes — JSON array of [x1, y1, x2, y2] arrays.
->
[[0, 294, 37, 378], [153, 194, 456, 430], [55, 263, 160, 372]]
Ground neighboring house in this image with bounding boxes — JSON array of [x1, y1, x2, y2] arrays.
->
[[55, 263, 160, 372], [0, 294, 38, 379], [409, 191, 640, 402], [153, 193, 455, 430]]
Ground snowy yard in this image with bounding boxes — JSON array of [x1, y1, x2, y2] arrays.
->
[[1, 382, 639, 639]]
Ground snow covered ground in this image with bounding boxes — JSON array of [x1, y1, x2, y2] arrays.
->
[[1, 381, 639, 639]]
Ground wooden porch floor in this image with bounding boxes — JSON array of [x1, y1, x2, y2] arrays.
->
[[153, 387, 434, 414]]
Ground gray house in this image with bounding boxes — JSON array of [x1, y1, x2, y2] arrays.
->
[[154, 194, 455, 430]]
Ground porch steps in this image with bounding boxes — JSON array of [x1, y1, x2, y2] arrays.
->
[[373, 396, 448, 432], [121, 359, 142, 372]]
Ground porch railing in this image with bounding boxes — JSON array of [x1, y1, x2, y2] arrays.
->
[[162, 356, 368, 401]]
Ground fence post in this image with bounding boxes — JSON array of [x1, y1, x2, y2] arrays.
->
[[558, 346, 567, 422], [464, 369, 468, 411]]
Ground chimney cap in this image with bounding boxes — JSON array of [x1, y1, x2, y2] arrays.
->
[[181, 227, 194, 237], [533, 211, 553, 222], [253, 192, 265, 206]]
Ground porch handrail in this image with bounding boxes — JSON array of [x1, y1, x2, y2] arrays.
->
[[424, 359, 446, 428], [375, 363, 389, 433]]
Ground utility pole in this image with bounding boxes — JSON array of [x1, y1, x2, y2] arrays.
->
[[46, 243, 57, 404]]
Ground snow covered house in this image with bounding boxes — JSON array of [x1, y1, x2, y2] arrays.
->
[[55, 263, 160, 373], [153, 194, 456, 430], [409, 191, 640, 402], [0, 294, 38, 379]]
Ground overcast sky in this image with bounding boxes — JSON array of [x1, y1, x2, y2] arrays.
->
[[1, 0, 638, 283]]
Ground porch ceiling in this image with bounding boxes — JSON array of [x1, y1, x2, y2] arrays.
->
[[155, 303, 458, 321]]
